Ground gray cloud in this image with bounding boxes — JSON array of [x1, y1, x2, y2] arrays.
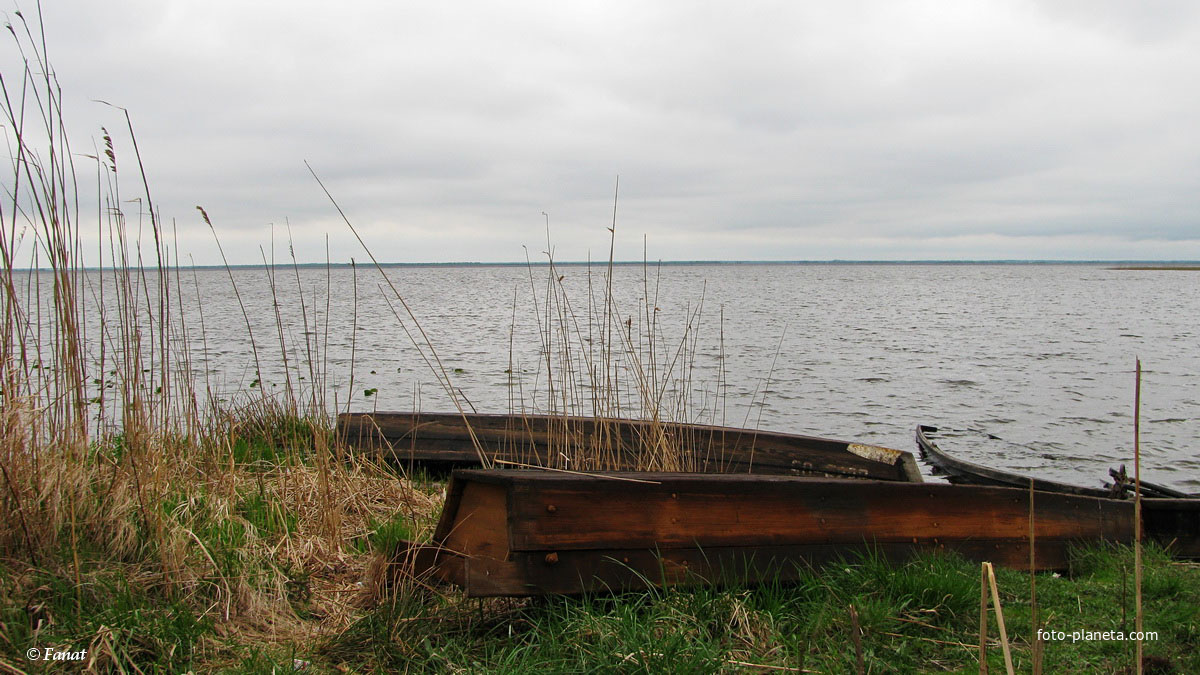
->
[[4, 0, 1199, 263]]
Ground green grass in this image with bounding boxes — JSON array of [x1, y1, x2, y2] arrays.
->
[[316, 541, 1198, 674], [347, 511, 418, 555], [238, 492, 299, 539], [1, 565, 212, 672], [218, 403, 331, 466]]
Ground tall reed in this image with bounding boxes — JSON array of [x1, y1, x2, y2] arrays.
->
[[1, 13, 431, 670], [488, 188, 746, 473]]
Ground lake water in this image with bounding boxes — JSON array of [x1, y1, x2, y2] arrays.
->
[[32, 262, 1200, 491]]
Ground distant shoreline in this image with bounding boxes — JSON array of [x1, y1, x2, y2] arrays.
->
[[1108, 265, 1200, 271], [16, 259, 1200, 272]]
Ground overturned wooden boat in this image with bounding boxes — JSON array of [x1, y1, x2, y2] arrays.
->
[[339, 411, 924, 482], [917, 424, 1200, 558], [404, 469, 1134, 597]]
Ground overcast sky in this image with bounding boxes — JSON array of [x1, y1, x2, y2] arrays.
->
[[6, 0, 1200, 263]]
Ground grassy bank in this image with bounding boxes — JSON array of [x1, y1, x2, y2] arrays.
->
[[3, 444, 1197, 673]]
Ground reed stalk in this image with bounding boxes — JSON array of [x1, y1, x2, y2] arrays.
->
[[1134, 358, 1143, 675], [985, 562, 1015, 675], [979, 562, 988, 675], [977, 562, 1015, 675], [848, 603, 864, 674]]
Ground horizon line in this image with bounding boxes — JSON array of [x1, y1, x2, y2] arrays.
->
[[13, 259, 1200, 271]]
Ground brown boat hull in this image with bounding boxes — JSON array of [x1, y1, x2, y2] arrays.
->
[[339, 412, 923, 481], [414, 470, 1135, 597]]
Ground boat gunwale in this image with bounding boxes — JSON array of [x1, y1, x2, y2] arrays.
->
[[443, 467, 1143, 505], [341, 410, 875, 451]]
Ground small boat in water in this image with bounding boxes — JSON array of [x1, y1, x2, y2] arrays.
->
[[338, 411, 924, 482], [915, 424, 1195, 499], [916, 425, 1113, 497], [403, 469, 1135, 597], [916, 424, 1200, 559]]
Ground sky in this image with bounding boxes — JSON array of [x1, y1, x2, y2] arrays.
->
[[4, 0, 1200, 264]]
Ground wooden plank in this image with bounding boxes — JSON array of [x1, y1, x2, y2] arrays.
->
[[498, 475, 1133, 552], [453, 538, 1098, 597]]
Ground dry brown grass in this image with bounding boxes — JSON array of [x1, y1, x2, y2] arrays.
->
[[197, 457, 441, 647]]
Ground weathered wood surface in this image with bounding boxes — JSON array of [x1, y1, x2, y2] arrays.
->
[[416, 470, 1135, 597], [338, 411, 923, 482]]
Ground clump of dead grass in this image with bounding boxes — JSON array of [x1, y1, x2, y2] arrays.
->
[[194, 450, 440, 647]]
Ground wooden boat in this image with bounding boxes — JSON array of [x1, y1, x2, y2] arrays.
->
[[338, 411, 924, 482], [915, 425, 1114, 497], [916, 424, 1196, 499], [916, 424, 1200, 558], [403, 469, 1135, 597]]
